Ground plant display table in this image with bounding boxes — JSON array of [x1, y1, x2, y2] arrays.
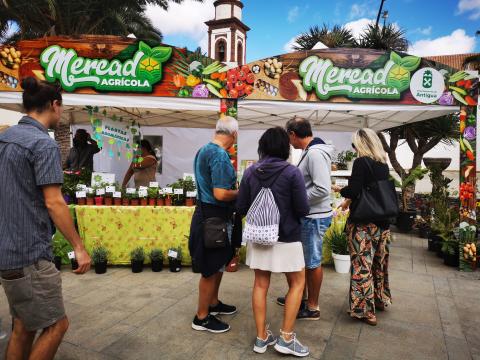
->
[[75, 206, 195, 265]]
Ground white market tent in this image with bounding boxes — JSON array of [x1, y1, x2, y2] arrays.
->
[[0, 92, 458, 132]]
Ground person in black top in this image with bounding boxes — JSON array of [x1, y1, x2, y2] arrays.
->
[[64, 129, 100, 171], [334, 128, 392, 326]]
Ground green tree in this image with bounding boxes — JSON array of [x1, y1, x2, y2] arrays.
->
[[378, 115, 459, 211], [292, 22, 408, 52], [357, 23, 409, 52], [0, 0, 200, 43], [293, 24, 356, 51]]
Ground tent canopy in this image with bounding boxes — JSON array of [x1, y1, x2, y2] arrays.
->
[[0, 92, 457, 132]]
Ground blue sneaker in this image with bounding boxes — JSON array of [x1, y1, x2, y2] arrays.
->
[[253, 330, 277, 354], [274, 334, 309, 357]]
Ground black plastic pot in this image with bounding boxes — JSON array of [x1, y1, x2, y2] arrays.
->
[[396, 211, 416, 233], [71, 259, 79, 271], [418, 227, 430, 239], [131, 260, 144, 273], [427, 237, 435, 251], [429, 234, 442, 253], [95, 261, 107, 274], [151, 260, 163, 272], [444, 251, 459, 267], [169, 259, 181, 272], [54, 256, 62, 271]]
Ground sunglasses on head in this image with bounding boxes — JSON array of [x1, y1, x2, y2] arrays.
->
[[351, 143, 356, 149]]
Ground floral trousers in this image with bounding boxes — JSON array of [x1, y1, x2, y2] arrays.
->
[[347, 223, 392, 319]]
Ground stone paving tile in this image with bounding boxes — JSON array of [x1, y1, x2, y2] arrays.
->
[[0, 232, 479, 360]]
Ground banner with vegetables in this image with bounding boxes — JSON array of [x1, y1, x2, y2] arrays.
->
[[1, 37, 477, 107], [459, 105, 478, 271]]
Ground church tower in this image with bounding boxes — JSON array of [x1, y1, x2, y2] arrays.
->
[[205, 1, 250, 66]]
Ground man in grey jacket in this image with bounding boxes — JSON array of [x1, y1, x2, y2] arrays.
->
[[278, 117, 333, 320]]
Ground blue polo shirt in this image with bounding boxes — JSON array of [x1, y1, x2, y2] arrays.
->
[[194, 142, 236, 207], [0, 116, 64, 270]]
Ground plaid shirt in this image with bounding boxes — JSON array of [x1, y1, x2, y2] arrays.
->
[[0, 116, 63, 270]]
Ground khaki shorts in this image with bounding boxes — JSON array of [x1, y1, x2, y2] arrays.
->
[[1, 260, 65, 331]]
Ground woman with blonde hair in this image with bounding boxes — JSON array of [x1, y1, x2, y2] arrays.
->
[[335, 128, 392, 326]]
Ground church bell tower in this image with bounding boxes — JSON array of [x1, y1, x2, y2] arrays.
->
[[205, 1, 250, 66]]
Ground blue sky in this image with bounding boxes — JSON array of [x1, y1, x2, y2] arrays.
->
[[155, 0, 479, 61]]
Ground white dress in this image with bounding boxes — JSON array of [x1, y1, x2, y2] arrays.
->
[[246, 241, 305, 273]]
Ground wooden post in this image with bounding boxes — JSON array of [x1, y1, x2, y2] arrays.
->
[[459, 105, 478, 271]]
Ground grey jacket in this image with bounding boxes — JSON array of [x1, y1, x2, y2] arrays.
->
[[297, 138, 333, 218]]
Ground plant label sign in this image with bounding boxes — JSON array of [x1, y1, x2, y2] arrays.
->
[[101, 120, 130, 144], [187, 191, 197, 198], [67, 251, 75, 260], [96, 189, 105, 196], [105, 186, 116, 193], [113, 192, 122, 198], [40, 41, 172, 93], [76, 191, 86, 198], [163, 187, 173, 194], [149, 182, 159, 188], [76, 184, 87, 191], [91, 172, 115, 187], [174, 189, 184, 195], [138, 189, 148, 197], [158, 189, 164, 195], [168, 250, 178, 259], [139, 186, 148, 191], [126, 188, 136, 194], [335, 179, 349, 187]]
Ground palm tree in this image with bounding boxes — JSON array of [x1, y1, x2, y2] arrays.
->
[[293, 24, 356, 51], [357, 23, 408, 52], [462, 30, 480, 71], [0, 0, 199, 43]]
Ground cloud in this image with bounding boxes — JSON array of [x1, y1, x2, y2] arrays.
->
[[408, 29, 476, 56], [146, 0, 215, 51], [457, 0, 480, 20], [349, 2, 376, 20], [283, 36, 299, 52], [344, 18, 374, 39], [411, 26, 433, 36], [287, 6, 300, 23]]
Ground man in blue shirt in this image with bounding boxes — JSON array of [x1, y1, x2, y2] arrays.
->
[[0, 77, 91, 360], [190, 116, 239, 334]]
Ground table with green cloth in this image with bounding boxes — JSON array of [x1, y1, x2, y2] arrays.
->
[[75, 206, 196, 265]]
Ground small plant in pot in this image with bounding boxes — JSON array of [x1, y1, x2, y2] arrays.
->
[[441, 236, 459, 267], [147, 187, 158, 206], [157, 192, 165, 206], [164, 194, 172, 206], [343, 150, 357, 170], [86, 189, 95, 205], [52, 236, 72, 271], [150, 249, 164, 272], [330, 231, 350, 274], [104, 191, 113, 206], [183, 176, 196, 207], [121, 189, 130, 206], [168, 247, 182, 272], [393, 167, 428, 233], [130, 192, 140, 206], [94, 186, 105, 206], [139, 191, 148, 206], [92, 246, 109, 274], [130, 247, 145, 273]]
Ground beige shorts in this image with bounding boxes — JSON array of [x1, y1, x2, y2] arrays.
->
[[1, 260, 65, 331]]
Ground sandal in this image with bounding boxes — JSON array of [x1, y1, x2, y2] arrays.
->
[[362, 315, 377, 326]]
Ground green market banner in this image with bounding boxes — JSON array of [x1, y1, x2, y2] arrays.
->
[[0, 36, 477, 106]]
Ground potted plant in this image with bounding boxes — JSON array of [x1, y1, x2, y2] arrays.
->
[[76, 195, 86, 206], [86, 189, 95, 206], [431, 199, 459, 259], [139, 191, 148, 206], [92, 246, 108, 274], [168, 247, 182, 272], [164, 194, 172, 206], [157, 192, 165, 206], [183, 176, 196, 207], [414, 216, 430, 239], [343, 150, 357, 170], [122, 189, 130, 206], [149, 249, 164, 272], [147, 187, 158, 206], [171, 180, 185, 206], [52, 236, 72, 271], [130, 247, 145, 273], [94, 186, 104, 206], [130, 192, 139, 206], [335, 152, 347, 171], [442, 236, 460, 267], [104, 191, 113, 206], [330, 231, 350, 274], [393, 166, 428, 232]]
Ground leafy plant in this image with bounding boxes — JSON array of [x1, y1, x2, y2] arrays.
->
[[149, 249, 163, 262], [130, 247, 145, 262], [293, 24, 356, 50], [147, 187, 159, 199], [392, 166, 429, 211], [92, 246, 109, 264], [324, 215, 349, 256], [52, 235, 73, 265]]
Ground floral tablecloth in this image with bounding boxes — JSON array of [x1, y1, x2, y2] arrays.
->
[[75, 206, 195, 265]]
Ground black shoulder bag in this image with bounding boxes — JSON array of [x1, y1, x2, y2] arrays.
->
[[349, 159, 399, 223], [194, 150, 229, 249]]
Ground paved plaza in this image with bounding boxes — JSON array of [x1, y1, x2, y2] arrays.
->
[[1, 232, 479, 360]]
